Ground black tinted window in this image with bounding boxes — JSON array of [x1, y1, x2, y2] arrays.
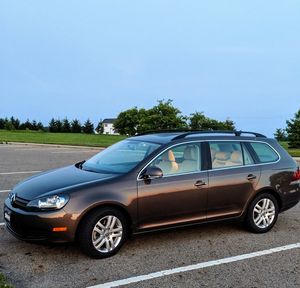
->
[[250, 142, 279, 163]]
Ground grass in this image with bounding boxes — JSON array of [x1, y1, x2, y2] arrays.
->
[[279, 141, 300, 157], [0, 273, 13, 288], [0, 130, 126, 147], [0, 130, 300, 157]]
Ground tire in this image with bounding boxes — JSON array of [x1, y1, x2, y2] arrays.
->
[[77, 207, 128, 258], [245, 193, 279, 233]]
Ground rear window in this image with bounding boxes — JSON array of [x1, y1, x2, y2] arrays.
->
[[250, 142, 279, 163]]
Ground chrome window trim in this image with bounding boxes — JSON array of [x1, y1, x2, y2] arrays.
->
[[136, 139, 281, 181]]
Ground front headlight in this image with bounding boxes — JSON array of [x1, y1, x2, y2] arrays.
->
[[27, 195, 69, 210]]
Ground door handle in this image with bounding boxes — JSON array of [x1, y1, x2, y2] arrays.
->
[[247, 174, 257, 180], [194, 180, 206, 187]]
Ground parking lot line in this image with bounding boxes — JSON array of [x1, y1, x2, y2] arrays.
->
[[87, 242, 300, 288], [51, 151, 95, 154], [0, 190, 11, 193], [0, 171, 41, 175]]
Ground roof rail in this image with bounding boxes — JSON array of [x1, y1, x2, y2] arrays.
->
[[136, 129, 191, 136], [172, 130, 266, 141]]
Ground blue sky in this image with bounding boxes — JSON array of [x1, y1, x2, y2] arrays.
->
[[0, 1, 299, 136]]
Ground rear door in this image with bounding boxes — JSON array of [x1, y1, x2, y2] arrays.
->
[[207, 141, 261, 220]]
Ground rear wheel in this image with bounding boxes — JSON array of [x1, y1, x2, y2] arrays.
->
[[77, 207, 128, 258], [246, 193, 279, 233]]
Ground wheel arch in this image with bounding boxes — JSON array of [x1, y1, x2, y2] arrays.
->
[[243, 188, 282, 219], [75, 202, 133, 238]]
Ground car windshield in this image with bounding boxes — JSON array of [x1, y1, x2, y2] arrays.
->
[[82, 140, 161, 174]]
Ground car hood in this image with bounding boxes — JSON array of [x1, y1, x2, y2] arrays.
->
[[12, 165, 117, 200]]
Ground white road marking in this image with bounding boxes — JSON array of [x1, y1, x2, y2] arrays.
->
[[0, 171, 41, 175], [87, 242, 300, 288], [0, 190, 11, 193], [0, 223, 5, 226], [51, 151, 96, 154]]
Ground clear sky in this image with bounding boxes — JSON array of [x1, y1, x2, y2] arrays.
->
[[0, 1, 299, 136]]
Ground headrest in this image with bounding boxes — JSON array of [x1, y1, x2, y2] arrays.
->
[[215, 151, 230, 161], [210, 148, 217, 159], [184, 146, 198, 161], [230, 151, 242, 163], [162, 150, 176, 162]]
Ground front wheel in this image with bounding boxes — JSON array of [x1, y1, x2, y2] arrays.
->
[[245, 193, 279, 233], [77, 207, 128, 258]]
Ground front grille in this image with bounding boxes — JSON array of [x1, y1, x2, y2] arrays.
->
[[12, 196, 30, 210]]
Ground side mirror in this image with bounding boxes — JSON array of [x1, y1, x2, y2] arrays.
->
[[142, 166, 163, 179]]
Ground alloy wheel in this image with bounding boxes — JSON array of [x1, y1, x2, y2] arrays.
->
[[252, 198, 276, 229], [92, 215, 123, 253]]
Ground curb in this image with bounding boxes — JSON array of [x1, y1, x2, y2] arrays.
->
[[1, 142, 104, 150]]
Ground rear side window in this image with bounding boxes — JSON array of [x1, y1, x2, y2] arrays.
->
[[250, 142, 279, 163], [210, 141, 243, 169]]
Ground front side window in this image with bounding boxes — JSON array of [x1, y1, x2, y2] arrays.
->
[[210, 141, 243, 169], [250, 142, 279, 163], [82, 140, 160, 174], [149, 143, 201, 176]]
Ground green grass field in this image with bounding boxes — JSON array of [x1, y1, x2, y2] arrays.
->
[[0, 273, 13, 288], [0, 130, 126, 147], [279, 141, 300, 157], [0, 130, 300, 157]]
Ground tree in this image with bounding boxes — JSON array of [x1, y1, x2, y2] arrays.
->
[[31, 120, 38, 131], [286, 109, 300, 148], [144, 100, 187, 131], [189, 112, 235, 130], [114, 100, 187, 136], [49, 118, 62, 132], [4, 121, 15, 130], [37, 122, 44, 131], [0, 118, 5, 129], [49, 118, 56, 132], [54, 119, 62, 132], [10, 117, 20, 130], [114, 107, 142, 135], [82, 119, 94, 134], [71, 119, 82, 133], [96, 120, 104, 134], [274, 128, 287, 141], [62, 118, 71, 133], [23, 119, 32, 130]]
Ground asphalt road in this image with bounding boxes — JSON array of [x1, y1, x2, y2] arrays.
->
[[0, 143, 299, 288]]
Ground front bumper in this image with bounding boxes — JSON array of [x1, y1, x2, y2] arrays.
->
[[4, 199, 76, 243]]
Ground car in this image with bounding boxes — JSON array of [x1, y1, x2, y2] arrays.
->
[[4, 130, 300, 258]]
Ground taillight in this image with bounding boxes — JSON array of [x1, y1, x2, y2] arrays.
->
[[292, 167, 300, 181]]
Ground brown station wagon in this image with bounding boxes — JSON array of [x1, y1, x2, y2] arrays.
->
[[4, 130, 300, 258]]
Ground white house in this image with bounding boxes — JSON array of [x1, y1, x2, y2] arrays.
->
[[102, 118, 118, 135]]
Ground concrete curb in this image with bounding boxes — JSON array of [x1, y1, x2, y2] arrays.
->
[[1, 142, 104, 150]]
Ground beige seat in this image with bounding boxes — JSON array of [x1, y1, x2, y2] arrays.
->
[[179, 146, 198, 173], [210, 148, 217, 162], [226, 151, 243, 167], [212, 151, 231, 168], [157, 150, 178, 175]]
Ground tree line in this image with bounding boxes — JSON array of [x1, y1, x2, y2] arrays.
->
[[2, 101, 299, 148], [274, 109, 300, 148], [0, 117, 103, 134]]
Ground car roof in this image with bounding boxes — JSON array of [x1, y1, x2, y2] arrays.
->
[[128, 131, 269, 145]]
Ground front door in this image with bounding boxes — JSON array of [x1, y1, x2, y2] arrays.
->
[[137, 142, 208, 230]]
